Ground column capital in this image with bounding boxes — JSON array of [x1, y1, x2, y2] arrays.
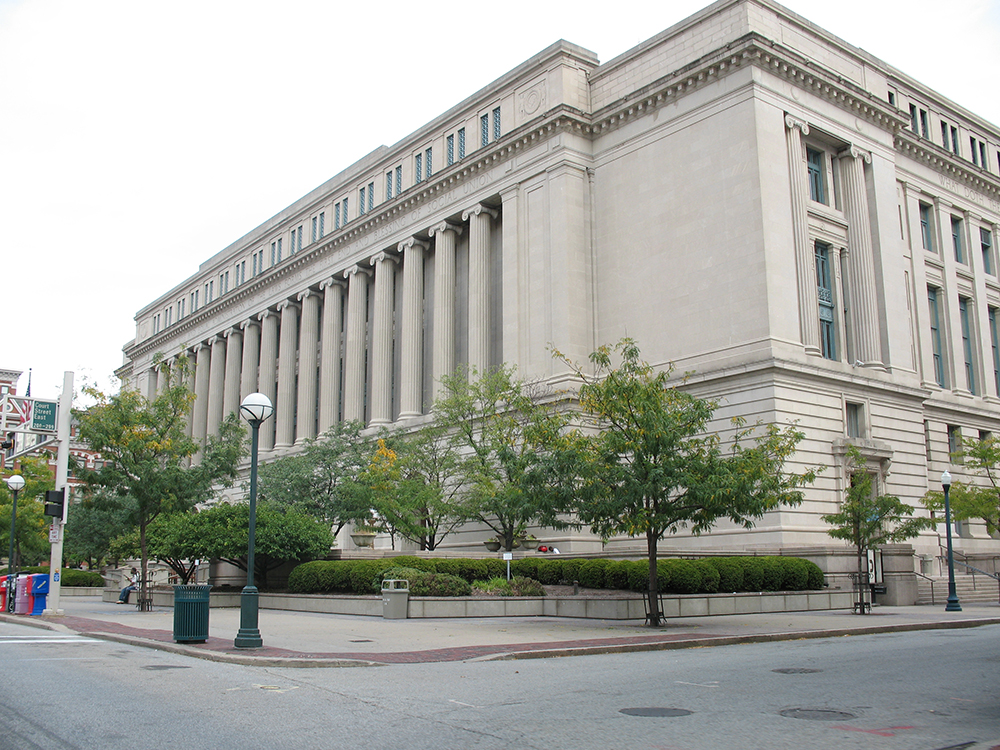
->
[[838, 144, 872, 164], [297, 288, 319, 303], [462, 204, 498, 222], [344, 264, 371, 280], [223, 326, 242, 339], [429, 221, 463, 238], [784, 114, 810, 135], [192, 341, 210, 353], [276, 299, 300, 313], [258, 308, 277, 323], [320, 276, 346, 291], [397, 237, 429, 253], [370, 251, 398, 268], [240, 317, 259, 332]]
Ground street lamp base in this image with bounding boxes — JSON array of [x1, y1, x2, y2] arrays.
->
[[234, 585, 263, 649], [945, 597, 963, 612]]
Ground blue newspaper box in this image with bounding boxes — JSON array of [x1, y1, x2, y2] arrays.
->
[[30, 574, 49, 615]]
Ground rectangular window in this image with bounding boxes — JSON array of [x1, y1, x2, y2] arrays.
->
[[815, 241, 836, 360], [981, 227, 993, 275], [909, 104, 919, 133], [335, 202, 341, 229], [928, 287, 946, 387], [367, 181, 374, 212], [425, 148, 432, 179], [942, 121, 949, 149], [971, 137, 980, 166], [807, 147, 826, 204], [952, 216, 964, 263], [295, 225, 303, 252], [991, 307, 1000, 395], [220, 271, 229, 295], [319, 212, 325, 238], [165, 307, 172, 326], [312, 216, 318, 242], [981, 142, 988, 170], [846, 402, 862, 438], [447, 134, 455, 166], [291, 227, 297, 251], [948, 425, 962, 459], [920, 109, 929, 139], [395, 165, 402, 196], [888, 91, 895, 106], [959, 296, 976, 394], [386, 170, 394, 199], [481, 113, 489, 147], [458, 127, 466, 159], [492, 106, 501, 141], [415, 153, 422, 183], [191, 290, 198, 312], [919, 203, 935, 252], [951, 126, 959, 155], [359, 186, 366, 215], [270, 241, 276, 266]]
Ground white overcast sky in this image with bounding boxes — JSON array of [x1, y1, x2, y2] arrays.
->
[[2, 0, 999, 402]]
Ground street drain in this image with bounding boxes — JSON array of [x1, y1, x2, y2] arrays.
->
[[350, 639, 373, 643], [142, 665, 191, 671], [773, 668, 822, 674], [620, 708, 693, 717], [780, 708, 857, 721]]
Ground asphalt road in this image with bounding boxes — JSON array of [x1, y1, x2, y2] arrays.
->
[[0, 620, 996, 749]]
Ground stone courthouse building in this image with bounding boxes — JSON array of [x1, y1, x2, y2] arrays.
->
[[119, 0, 1000, 581]]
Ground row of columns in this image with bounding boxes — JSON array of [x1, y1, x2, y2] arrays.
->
[[155, 204, 498, 456], [785, 115, 884, 369]]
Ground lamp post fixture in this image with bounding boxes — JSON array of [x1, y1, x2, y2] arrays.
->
[[234, 393, 274, 649], [940, 470, 962, 612], [5, 474, 25, 614]]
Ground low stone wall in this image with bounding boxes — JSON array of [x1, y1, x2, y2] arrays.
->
[[104, 587, 853, 618], [60, 587, 105, 597]]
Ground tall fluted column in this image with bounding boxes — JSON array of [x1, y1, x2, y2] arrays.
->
[[156, 362, 168, 395], [275, 299, 300, 449], [222, 327, 243, 422], [370, 252, 398, 426], [257, 310, 279, 451], [343, 265, 370, 423], [785, 115, 821, 356], [205, 335, 227, 437], [318, 277, 345, 433], [431, 222, 461, 400], [296, 289, 321, 443], [399, 237, 427, 418], [191, 342, 211, 462], [240, 318, 260, 398], [462, 204, 497, 373], [839, 145, 884, 369]]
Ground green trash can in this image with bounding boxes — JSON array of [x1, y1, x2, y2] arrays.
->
[[173, 585, 212, 643]]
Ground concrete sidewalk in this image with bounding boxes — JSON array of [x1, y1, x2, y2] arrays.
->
[[3, 595, 1000, 670]]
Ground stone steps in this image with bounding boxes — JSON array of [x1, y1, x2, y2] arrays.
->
[[916, 575, 1000, 605]]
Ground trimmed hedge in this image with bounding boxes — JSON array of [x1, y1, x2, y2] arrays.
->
[[286, 555, 827, 596], [21, 567, 105, 587]]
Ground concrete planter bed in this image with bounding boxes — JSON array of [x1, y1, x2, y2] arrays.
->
[[103, 587, 852, 618]]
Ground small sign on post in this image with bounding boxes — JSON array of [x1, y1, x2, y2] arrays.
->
[[31, 401, 57, 432]]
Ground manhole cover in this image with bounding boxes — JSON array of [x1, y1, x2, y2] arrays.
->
[[620, 708, 693, 717], [780, 708, 856, 721], [142, 665, 191, 671], [773, 668, 822, 674]]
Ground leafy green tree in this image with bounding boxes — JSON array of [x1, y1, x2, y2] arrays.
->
[[0, 455, 53, 568], [108, 512, 202, 584], [551, 339, 814, 626], [925, 433, 1000, 534], [75, 358, 245, 602], [433, 365, 570, 551], [63, 491, 132, 569], [189, 501, 333, 588], [258, 420, 375, 537], [825, 447, 934, 613]]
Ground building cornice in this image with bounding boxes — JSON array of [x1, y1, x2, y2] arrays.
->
[[894, 130, 1000, 205]]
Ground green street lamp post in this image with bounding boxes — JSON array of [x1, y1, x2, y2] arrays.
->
[[5, 474, 25, 614], [234, 393, 274, 649], [941, 470, 962, 612]]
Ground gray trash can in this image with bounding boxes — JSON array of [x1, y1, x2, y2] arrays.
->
[[381, 579, 409, 619], [173, 585, 212, 643]]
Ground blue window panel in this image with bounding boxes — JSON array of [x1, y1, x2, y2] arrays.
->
[[458, 127, 466, 159], [960, 297, 976, 394], [447, 134, 454, 166], [493, 107, 501, 141], [928, 288, 946, 387], [806, 148, 825, 204], [952, 216, 964, 263], [415, 153, 422, 183], [481, 114, 489, 147], [981, 228, 993, 275]]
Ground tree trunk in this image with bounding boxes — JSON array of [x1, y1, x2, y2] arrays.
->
[[646, 527, 661, 627]]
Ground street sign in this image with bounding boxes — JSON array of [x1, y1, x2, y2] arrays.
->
[[31, 401, 57, 432]]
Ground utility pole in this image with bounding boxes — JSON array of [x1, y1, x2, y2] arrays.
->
[[42, 371, 72, 615]]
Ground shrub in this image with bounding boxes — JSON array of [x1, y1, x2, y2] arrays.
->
[[484, 558, 507, 580], [418, 572, 471, 597], [511, 558, 539, 580], [578, 559, 609, 589], [804, 560, 824, 590], [318, 561, 352, 593], [473, 576, 545, 597], [660, 559, 700, 594], [759, 557, 784, 592], [776, 557, 808, 591], [288, 561, 323, 593], [605, 560, 632, 591], [474, 577, 513, 596], [349, 560, 391, 594], [740, 557, 765, 591], [59, 569, 107, 587], [536, 559, 563, 585], [694, 560, 720, 593], [560, 559, 583, 584], [456, 558, 489, 583], [705, 558, 744, 592], [388, 556, 436, 572], [627, 560, 650, 592]]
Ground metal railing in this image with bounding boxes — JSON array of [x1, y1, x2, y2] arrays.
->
[[913, 571, 936, 605]]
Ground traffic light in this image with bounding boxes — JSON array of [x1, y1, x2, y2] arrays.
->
[[43, 489, 65, 519], [0, 432, 13, 451]]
